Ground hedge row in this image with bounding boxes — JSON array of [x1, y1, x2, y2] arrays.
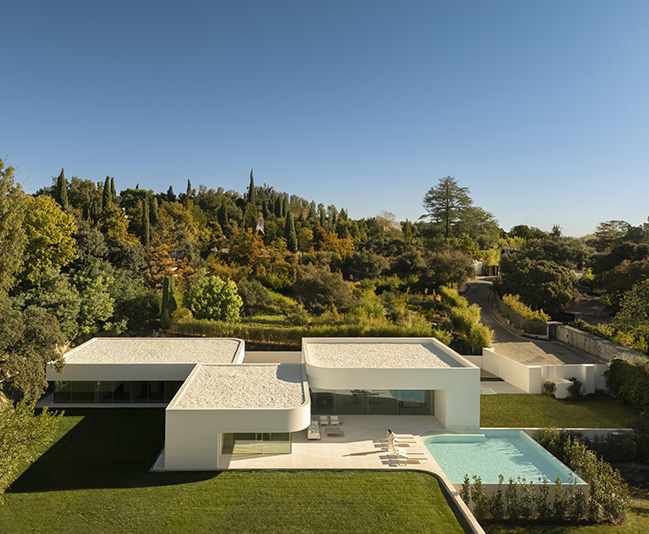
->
[[502, 294, 550, 323], [606, 358, 649, 410]]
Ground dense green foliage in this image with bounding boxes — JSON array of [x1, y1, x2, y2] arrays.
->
[[495, 257, 577, 316], [0, 400, 62, 501], [183, 272, 243, 322], [606, 358, 649, 410], [502, 294, 550, 323], [537, 429, 629, 524]]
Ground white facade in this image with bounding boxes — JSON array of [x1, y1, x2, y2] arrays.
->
[[47, 336, 481, 470]]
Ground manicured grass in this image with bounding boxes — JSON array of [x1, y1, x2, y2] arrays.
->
[[0, 409, 465, 534], [480, 393, 637, 428]]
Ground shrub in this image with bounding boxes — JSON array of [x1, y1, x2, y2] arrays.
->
[[502, 294, 550, 323], [450, 304, 481, 337], [605, 358, 649, 410], [437, 285, 468, 309], [489, 475, 505, 521], [432, 328, 452, 346], [469, 322, 493, 353], [567, 377, 583, 400], [542, 380, 557, 397], [183, 272, 243, 322]]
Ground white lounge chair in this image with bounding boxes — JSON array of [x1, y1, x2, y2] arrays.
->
[[319, 415, 329, 427], [391, 448, 428, 465], [330, 415, 341, 425]]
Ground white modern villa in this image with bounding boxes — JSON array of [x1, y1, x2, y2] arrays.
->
[[45, 337, 481, 470]]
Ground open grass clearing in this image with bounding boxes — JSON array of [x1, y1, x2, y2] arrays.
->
[[1, 409, 466, 534], [481, 393, 636, 429]]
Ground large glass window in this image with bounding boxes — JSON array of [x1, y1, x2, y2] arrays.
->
[[308, 388, 434, 416], [222, 432, 291, 458], [51, 381, 184, 404]]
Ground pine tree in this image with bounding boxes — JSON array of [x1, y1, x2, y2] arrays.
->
[[102, 177, 111, 208], [54, 169, 69, 211], [284, 210, 298, 252], [141, 199, 150, 245], [247, 169, 256, 205]]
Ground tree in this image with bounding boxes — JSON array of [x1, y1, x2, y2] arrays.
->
[[495, 256, 577, 316], [54, 169, 70, 211], [284, 210, 298, 252], [102, 177, 112, 208], [0, 159, 26, 295], [183, 272, 242, 322], [247, 169, 256, 205], [160, 275, 178, 328], [0, 298, 65, 402], [110, 176, 117, 199], [0, 400, 62, 500], [292, 264, 355, 312], [141, 199, 150, 245], [21, 195, 77, 280], [423, 176, 473, 239], [615, 280, 649, 337]]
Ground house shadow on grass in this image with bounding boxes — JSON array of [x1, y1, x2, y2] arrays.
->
[[8, 408, 217, 494]]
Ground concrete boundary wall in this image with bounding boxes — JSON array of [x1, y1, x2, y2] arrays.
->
[[482, 348, 608, 397], [492, 292, 548, 338], [556, 325, 646, 362]]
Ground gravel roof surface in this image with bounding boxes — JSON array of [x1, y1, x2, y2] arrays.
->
[[306, 342, 463, 369], [65, 338, 242, 364], [172, 364, 306, 409]]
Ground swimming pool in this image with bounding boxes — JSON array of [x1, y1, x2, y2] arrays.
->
[[424, 430, 585, 485]]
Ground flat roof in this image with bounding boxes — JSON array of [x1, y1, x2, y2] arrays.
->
[[63, 338, 243, 365], [304, 340, 465, 369], [170, 364, 306, 410]]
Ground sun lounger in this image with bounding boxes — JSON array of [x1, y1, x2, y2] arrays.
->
[[390, 447, 428, 465], [325, 425, 342, 436], [330, 415, 341, 425], [319, 415, 329, 427]]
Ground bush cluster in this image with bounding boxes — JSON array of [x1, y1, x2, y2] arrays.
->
[[460, 474, 586, 524], [537, 428, 629, 524], [605, 358, 649, 410], [502, 294, 550, 323]]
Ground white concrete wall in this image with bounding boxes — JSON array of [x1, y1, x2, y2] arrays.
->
[[304, 338, 480, 429], [243, 351, 303, 364], [482, 348, 609, 396]]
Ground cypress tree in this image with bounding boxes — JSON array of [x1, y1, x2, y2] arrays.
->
[[274, 196, 282, 217], [149, 196, 159, 225], [247, 169, 256, 205], [142, 199, 150, 245], [161, 275, 178, 329], [186, 179, 194, 199], [167, 186, 176, 202], [284, 210, 298, 252], [218, 202, 228, 227], [262, 200, 270, 220], [55, 169, 69, 211], [110, 177, 116, 199], [102, 177, 111, 208], [243, 202, 257, 230]]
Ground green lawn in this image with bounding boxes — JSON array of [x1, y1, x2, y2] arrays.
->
[[481, 393, 637, 428], [0, 409, 465, 534]]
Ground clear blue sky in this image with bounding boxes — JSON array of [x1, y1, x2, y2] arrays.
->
[[2, 1, 648, 236]]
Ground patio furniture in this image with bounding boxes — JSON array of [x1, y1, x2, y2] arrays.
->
[[330, 415, 341, 425], [325, 425, 342, 437], [319, 415, 330, 427], [307, 420, 321, 440]]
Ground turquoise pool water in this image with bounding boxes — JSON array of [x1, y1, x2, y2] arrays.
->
[[424, 430, 585, 485]]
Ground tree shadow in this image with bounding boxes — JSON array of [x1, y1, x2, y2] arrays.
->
[[8, 408, 217, 493]]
